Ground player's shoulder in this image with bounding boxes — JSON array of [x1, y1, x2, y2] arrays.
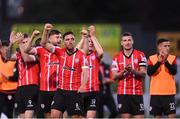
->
[[77, 48, 85, 55], [36, 46, 43, 49], [114, 51, 123, 58], [55, 47, 65, 52]]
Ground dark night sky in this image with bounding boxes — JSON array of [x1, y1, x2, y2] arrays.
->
[[1, 0, 180, 30]]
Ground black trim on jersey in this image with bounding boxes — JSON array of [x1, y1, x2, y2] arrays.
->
[[122, 49, 134, 59], [147, 61, 161, 76], [87, 51, 102, 62], [87, 51, 93, 56], [66, 48, 78, 56], [165, 61, 177, 75]]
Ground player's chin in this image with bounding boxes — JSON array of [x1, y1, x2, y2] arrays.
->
[[124, 47, 132, 50]]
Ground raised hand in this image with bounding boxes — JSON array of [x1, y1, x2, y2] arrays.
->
[[161, 50, 168, 61], [44, 23, 53, 31], [32, 30, 40, 36], [88, 25, 95, 37], [9, 31, 17, 44], [15, 32, 24, 44], [80, 26, 88, 39], [31, 30, 40, 39]]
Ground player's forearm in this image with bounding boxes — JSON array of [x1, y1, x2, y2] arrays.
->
[[91, 37, 103, 58], [24, 36, 33, 53], [83, 38, 89, 54], [20, 46, 35, 62], [112, 71, 125, 80], [132, 69, 146, 79], [76, 38, 84, 50], [40, 29, 48, 47]]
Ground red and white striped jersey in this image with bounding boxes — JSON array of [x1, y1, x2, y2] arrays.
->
[[16, 52, 39, 87], [84, 51, 100, 92], [53, 47, 87, 91], [35, 46, 59, 91], [111, 49, 147, 95]]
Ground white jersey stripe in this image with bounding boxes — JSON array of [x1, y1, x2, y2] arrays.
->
[[47, 53, 51, 91], [89, 56, 92, 92], [19, 61, 22, 86], [81, 55, 86, 84], [25, 63, 29, 85], [123, 55, 126, 94], [70, 53, 76, 90], [61, 54, 67, 89], [131, 54, 135, 95], [56, 63, 59, 88]]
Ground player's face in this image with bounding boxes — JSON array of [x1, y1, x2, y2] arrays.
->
[[49, 34, 62, 46], [64, 34, 75, 50], [88, 37, 94, 52], [121, 36, 134, 50], [158, 41, 170, 55], [21, 37, 28, 46]]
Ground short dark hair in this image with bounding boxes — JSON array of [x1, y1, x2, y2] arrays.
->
[[48, 29, 61, 38], [122, 32, 133, 37], [157, 38, 169, 45], [1, 40, 9, 46], [23, 33, 29, 38], [63, 31, 75, 39], [35, 38, 41, 46]]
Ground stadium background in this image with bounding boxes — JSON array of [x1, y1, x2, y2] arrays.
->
[[0, 0, 180, 117]]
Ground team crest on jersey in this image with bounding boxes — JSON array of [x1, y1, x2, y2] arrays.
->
[[134, 58, 138, 64], [91, 55, 95, 60], [75, 58, 79, 63]]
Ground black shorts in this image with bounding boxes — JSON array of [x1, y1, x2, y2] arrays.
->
[[37, 91, 55, 113], [81, 91, 99, 114], [150, 95, 176, 116], [117, 95, 144, 115], [14, 84, 39, 114], [51, 89, 83, 116]]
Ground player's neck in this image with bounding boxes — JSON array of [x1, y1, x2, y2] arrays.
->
[[66, 48, 75, 54], [123, 48, 133, 57]]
